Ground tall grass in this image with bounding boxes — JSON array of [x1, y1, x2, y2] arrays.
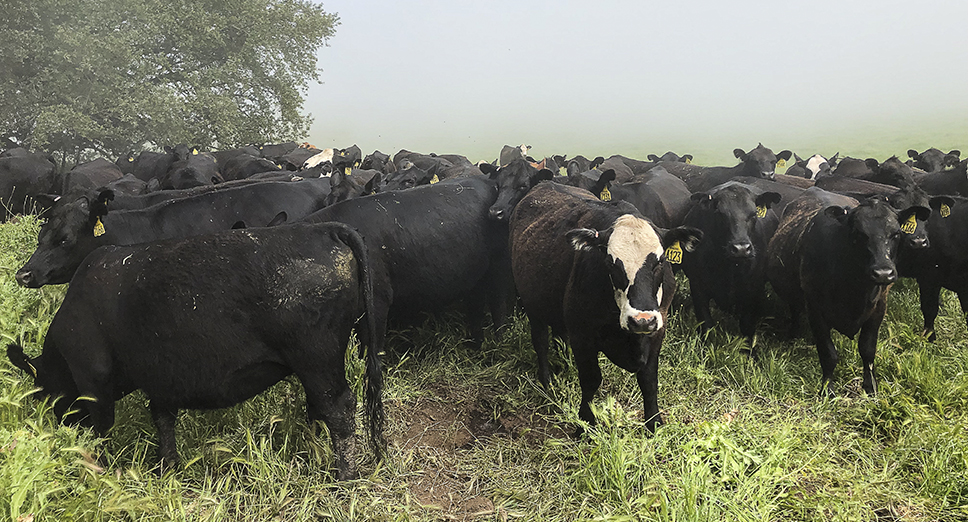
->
[[2, 212, 967, 521]]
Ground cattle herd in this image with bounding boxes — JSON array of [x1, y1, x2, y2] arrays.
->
[[2, 140, 966, 479]]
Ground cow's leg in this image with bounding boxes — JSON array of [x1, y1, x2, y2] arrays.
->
[[529, 319, 552, 389], [857, 298, 887, 395], [149, 402, 180, 469], [807, 309, 838, 397], [465, 282, 487, 349], [636, 335, 664, 432], [572, 334, 602, 438], [957, 291, 968, 334], [298, 342, 358, 481], [690, 283, 714, 338], [918, 277, 942, 341], [788, 299, 805, 339]]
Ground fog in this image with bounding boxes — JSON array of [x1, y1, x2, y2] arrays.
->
[[306, 0, 967, 165]]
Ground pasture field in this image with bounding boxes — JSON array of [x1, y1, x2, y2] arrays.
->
[[2, 208, 968, 521]]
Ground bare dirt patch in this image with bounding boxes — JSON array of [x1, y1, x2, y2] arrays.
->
[[389, 380, 566, 519]]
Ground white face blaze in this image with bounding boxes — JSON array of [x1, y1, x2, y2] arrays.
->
[[805, 154, 827, 179], [518, 144, 530, 158], [303, 148, 335, 169], [606, 214, 666, 331]]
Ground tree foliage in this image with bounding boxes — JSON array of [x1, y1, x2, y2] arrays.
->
[[0, 0, 338, 166]]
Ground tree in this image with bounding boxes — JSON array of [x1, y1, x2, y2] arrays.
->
[[0, 0, 338, 168]]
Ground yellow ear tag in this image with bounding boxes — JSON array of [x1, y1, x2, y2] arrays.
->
[[599, 186, 611, 201], [344, 166, 352, 176], [93, 217, 106, 237], [941, 203, 951, 218], [128, 157, 134, 162], [900, 214, 917, 234], [665, 241, 683, 264], [558, 166, 566, 176], [776, 159, 786, 168], [430, 174, 440, 184], [192, 148, 198, 155], [684, 157, 692, 164], [756, 205, 767, 218]]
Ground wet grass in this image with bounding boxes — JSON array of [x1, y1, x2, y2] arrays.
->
[[2, 213, 968, 521]]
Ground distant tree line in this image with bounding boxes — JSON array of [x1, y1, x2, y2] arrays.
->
[[0, 0, 338, 170]]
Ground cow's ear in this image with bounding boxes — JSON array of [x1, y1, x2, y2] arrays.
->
[[755, 192, 782, 209], [7, 344, 37, 379], [948, 150, 961, 159], [589, 156, 605, 170], [479, 163, 499, 178], [663, 226, 703, 252], [907, 149, 920, 160], [566, 228, 607, 251], [899, 205, 931, 225], [823, 205, 849, 224], [91, 189, 114, 217], [794, 153, 804, 164], [364, 173, 382, 194], [776, 150, 793, 162], [533, 168, 554, 184], [828, 152, 840, 166], [733, 148, 747, 161], [164, 145, 172, 154], [329, 170, 344, 187], [864, 158, 880, 172], [928, 196, 955, 214], [681, 154, 693, 164], [690, 192, 714, 208], [647, 154, 660, 162], [32, 193, 61, 211]]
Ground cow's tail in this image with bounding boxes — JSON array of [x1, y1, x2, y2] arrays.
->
[[333, 223, 387, 461]]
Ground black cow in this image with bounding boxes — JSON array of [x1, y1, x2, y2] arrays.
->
[[835, 156, 916, 188], [510, 182, 701, 433], [662, 144, 792, 192], [213, 145, 262, 165], [766, 189, 928, 395], [383, 161, 435, 191], [276, 147, 322, 171], [915, 159, 968, 197], [596, 156, 635, 182], [256, 141, 298, 160], [481, 159, 555, 222], [566, 155, 605, 177], [647, 151, 693, 164], [161, 150, 222, 190], [57, 158, 123, 194], [680, 182, 781, 344], [325, 169, 382, 206], [303, 175, 512, 351], [613, 167, 693, 228], [117, 148, 178, 183], [361, 150, 393, 173], [7, 222, 384, 480], [732, 176, 806, 216], [16, 178, 332, 287], [894, 196, 964, 340], [907, 148, 960, 173], [0, 151, 57, 219], [220, 153, 281, 181]]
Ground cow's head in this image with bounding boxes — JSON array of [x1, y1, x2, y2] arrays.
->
[[7, 343, 86, 426], [567, 169, 616, 200], [885, 184, 952, 250], [648, 151, 693, 163], [908, 148, 961, 173], [16, 189, 113, 288], [689, 184, 781, 259], [734, 143, 792, 180], [484, 158, 554, 222], [568, 216, 702, 334], [325, 170, 382, 206], [383, 161, 431, 191], [822, 197, 922, 285], [865, 156, 916, 188], [804, 153, 837, 180]]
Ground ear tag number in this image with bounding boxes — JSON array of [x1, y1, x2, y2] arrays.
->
[[93, 217, 106, 237], [430, 174, 440, 184], [941, 204, 951, 218], [756, 205, 767, 218], [665, 241, 683, 264], [599, 186, 611, 201], [900, 214, 917, 234], [776, 159, 786, 168]]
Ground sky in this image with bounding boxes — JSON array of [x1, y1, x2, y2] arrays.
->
[[304, 0, 968, 166]]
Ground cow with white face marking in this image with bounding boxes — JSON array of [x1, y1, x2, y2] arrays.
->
[[787, 153, 839, 180], [510, 182, 702, 434]]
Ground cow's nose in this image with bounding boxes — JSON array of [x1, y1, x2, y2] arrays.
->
[[871, 267, 897, 284], [16, 270, 34, 288], [629, 312, 659, 333], [728, 241, 753, 258]]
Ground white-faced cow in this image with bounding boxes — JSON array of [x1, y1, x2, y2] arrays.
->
[[510, 182, 702, 434], [766, 188, 929, 396], [8, 222, 385, 480]]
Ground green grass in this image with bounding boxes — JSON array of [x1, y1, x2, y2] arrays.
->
[[2, 213, 968, 521]]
